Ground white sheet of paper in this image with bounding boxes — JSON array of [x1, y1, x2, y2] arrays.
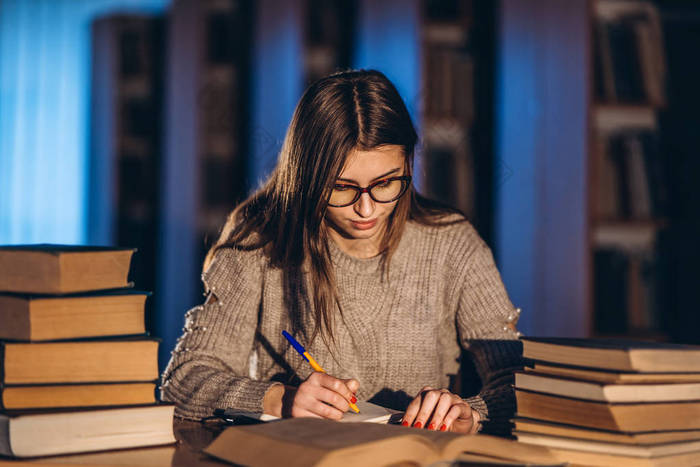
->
[[248, 400, 401, 423]]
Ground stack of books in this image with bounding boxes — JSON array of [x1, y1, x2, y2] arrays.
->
[[0, 245, 175, 458], [514, 337, 700, 466]]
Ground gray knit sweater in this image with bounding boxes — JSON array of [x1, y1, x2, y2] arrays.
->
[[161, 218, 523, 434]]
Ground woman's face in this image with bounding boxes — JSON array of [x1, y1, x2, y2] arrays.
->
[[325, 145, 406, 244]]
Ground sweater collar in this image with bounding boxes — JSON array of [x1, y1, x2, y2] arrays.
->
[[327, 222, 414, 275]]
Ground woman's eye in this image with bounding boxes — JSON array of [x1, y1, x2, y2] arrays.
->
[[375, 180, 390, 188], [334, 185, 351, 191]]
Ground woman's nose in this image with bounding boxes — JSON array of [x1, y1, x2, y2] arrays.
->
[[354, 192, 375, 218]]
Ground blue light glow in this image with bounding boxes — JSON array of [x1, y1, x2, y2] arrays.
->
[[0, 0, 169, 246], [353, 0, 422, 188]]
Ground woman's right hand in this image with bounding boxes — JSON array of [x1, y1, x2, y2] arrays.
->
[[282, 372, 359, 420]]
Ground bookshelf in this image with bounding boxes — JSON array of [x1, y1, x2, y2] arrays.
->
[[418, 0, 497, 397], [588, 0, 670, 340], [90, 15, 165, 334], [419, 0, 475, 222], [303, 0, 356, 85], [197, 0, 253, 265], [419, 0, 495, 238]]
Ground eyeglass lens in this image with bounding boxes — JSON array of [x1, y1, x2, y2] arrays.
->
[[329, 178, 407, 207]]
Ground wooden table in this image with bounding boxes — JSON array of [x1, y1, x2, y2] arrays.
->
[[0, 419, 231, 466]]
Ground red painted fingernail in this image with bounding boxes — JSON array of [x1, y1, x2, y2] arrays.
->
[[350, 396, 357, 404], [440, 424, 447, 431], [401, 421, 409, 427], [413, 421, 422, 428], [428, 423, 436, 430]]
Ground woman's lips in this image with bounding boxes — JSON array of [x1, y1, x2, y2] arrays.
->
[[350, 219, 377, 230]]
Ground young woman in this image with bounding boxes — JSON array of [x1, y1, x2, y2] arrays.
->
[[161, 69, 522, 435]]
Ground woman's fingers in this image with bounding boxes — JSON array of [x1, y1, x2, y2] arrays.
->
[[402, 388, 476, 433], [412, 389, 444, 428], [426, 391, 456, 431], [315, 386, 351, 414], [442, 402, 474, 433], [401, 386, 432, 427], [289, 372, 359, 419], [343, 378, 360, 395], [310, 372, 357, 406]]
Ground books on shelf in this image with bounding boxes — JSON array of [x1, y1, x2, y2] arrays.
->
[[593, 1, 666, 107], [0, 245, 135, 295], [0, 290, 148, 341], [603, 130, 667, 220], [594, 130, 668, 222], [593, 247, 666, 336], [515, 337, 700, 466], [0, 404, 175, 458], [203, 417, 563, 467], [0, 244, 174, 457]]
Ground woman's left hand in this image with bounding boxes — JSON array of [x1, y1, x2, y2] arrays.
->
[[401, 387, 480, 434]]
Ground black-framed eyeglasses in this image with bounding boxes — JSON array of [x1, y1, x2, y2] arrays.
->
[[328, 176, 412, 208]]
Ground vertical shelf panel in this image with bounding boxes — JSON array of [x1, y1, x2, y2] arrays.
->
[[158, 0, 203, 369]]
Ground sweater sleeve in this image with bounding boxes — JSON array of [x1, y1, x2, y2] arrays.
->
[[453, 227, 524, 436], [160, 247, 282, 420]]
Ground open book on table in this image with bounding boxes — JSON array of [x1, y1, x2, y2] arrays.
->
[[204, 417, 563, 467]]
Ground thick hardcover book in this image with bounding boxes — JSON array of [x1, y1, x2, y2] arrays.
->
[[0, 245, 135, 294], [513, 418, 700, 445], [521, 337, 700, 372], [515, 371, 700, 403], [516, 390, 700, 432], [0, 290, 149, 341], [203, 417, 561, 467], [0, 339, 159, 384], [0, 381, 156, 410], [0, 404, 175, 458], [525, 363, 700, 385], [515, 431, 700, 459], [547, 446, 700, 467]]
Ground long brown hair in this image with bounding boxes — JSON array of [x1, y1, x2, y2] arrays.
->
[[204, 69, 462, 349]]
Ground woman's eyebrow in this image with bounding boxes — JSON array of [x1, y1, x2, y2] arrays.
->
[[337, 167, 401, 184]]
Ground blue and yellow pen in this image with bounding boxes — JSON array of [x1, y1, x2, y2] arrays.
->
[[282, 330, 360, 414]]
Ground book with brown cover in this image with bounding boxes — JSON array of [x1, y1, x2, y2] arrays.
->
[[515, 371, 700, 403], [0, 339, 159, 384], [515, 431, 700, 460], [516, 390, 700, 432], [525, 362, 700, 384], [547, 446, 700, 467], [0, 245, 135, 294], [522, 337, 700, 372], [0, 382, 156, 410], [0, 290, 148, 341], [0, 404, 175, 458], [514, 418, 700, 445], [203, 417, 562, 467]]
